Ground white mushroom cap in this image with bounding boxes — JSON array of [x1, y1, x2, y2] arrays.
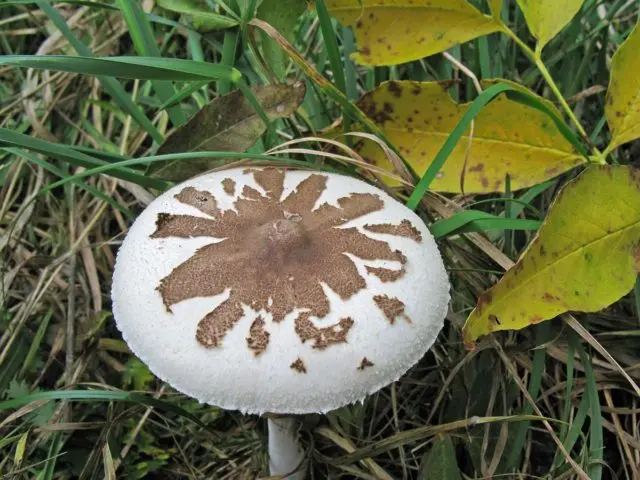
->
[[112, 168, 449, 415]]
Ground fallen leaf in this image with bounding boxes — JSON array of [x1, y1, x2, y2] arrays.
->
[[516, 0, 585, 50], [150, 82, 306, 181], [462, 165, 640, 347], [326, 0, 500, 66], [604, 21, 640, 153], [355, 80, 584, 193]]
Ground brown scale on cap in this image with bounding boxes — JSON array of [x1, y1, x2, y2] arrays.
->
[[246, 316, 269, 356], [373, 295, 412, 325], [222, 178, 235, 196], [294, 313, 354, 350], [290, 358, 307, 374], [357, 357, 374, 370], [364, 220, 422, 242], [151, 168, 418, 351]]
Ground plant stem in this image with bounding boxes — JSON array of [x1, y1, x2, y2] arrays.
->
[[499, 24, 602, 156], [267, 416, 306, 479]]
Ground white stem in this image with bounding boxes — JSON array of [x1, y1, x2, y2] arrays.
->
[[268, 416, 306, 480]]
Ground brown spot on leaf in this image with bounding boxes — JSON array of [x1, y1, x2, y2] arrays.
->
[[530, 315, 544, 324], [480, 177, 489, 189], [357, 357, 374, 370], [246, 316, 270, 355], [545, 166, 560, 177], [152, 169, 413, 348], [468, 163, 484, 173], [222, 178, 236, 196], [489, 314, 500, 325], [388, 81, 403, 98], [364, 220, 422, 242], [373, 295, 411, 324], [476, 291, 492, 315], [290, 358, 307, 374], [360, 46, 371, 56]]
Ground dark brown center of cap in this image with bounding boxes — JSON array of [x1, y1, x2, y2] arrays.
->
[[254, 217, 308, 258]]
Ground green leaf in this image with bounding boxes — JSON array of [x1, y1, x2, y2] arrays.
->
[[326, 0, 500, 66], [257, 0, 306, 79], [0, 55, 241, 82], [157, 0, 239, 30], [604, 21, 640, 153], [419, 435, 462, 480], [516, 0, 585, 51], [150, 82, 306, 181], [462, 165, 640, 347]]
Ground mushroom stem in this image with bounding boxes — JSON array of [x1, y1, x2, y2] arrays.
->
[[268, 416, 306, 479]]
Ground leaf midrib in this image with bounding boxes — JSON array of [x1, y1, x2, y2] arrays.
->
[[385, 127, 580, 157]]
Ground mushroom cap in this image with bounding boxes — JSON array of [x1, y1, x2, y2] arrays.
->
[[112, 168, 449, 415]]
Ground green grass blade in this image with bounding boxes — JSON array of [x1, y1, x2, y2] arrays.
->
[[37, 432, 63, 480], [6, 148, 129, 215], [158, 81, 209, 110], [116, 0, 186, 126], [315, 0, 346, 95], [39, 151, 344, 193], [429, 210, 541, 238], [219, 29, 239, 95], [34, 0, 164, 144], [553, 332, 591, 471], [342, 27, 359, 101], [19, 310, 54, 377], [503, 323, 550, 471], [577, 342, 603, 480], [0, 129, 168, 190], [2, 0, 117, 8], [0, 55, 241, 82], [0, 390, 212, 432]]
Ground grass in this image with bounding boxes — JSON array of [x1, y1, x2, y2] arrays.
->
[[1, 0, 639, 479]]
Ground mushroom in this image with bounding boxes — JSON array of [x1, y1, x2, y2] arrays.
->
[[111, 167, 449, 479]]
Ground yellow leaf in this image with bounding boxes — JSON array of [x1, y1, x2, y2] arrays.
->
[[516, 0, 585, 50], [355, 80, 584, 193], [490, 0, 503, 19], [605, 21, 640, 153], [326, 0, 500, 66], [462, 165, 640, 347]]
